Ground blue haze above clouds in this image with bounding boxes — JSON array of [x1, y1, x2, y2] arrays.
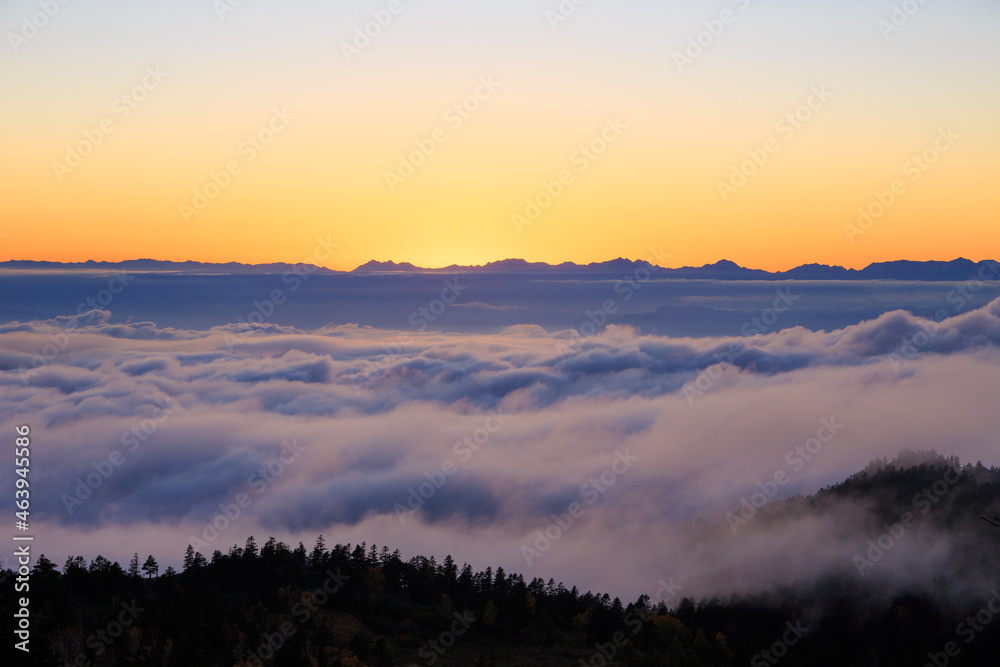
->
[[2, 272, 1000, 335]]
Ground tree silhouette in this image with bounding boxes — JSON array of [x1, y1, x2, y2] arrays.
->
[[142, 554, 158, 578], [63, 555, 86, 574], [244, 536, 259, 558], [89, 555, 111, 573], [32, 554, 58, 582], [129, 553, 141, 578], [310, 534, 326, 567]]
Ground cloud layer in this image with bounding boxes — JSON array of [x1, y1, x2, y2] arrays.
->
[[3, 300, 1000, 601]]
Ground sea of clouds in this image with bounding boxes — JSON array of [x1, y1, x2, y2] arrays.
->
[[2, 298, 1000, 601]]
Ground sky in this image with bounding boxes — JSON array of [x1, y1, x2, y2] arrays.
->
[[1, 0, 998, 270]]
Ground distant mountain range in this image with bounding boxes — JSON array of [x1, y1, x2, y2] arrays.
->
[[0, 259, 341, 275], [2, 257, 997, 281]]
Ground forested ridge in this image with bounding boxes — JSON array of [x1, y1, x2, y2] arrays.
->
[[4, 453, 999, 666]]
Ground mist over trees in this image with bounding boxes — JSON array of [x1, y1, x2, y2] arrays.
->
[[3, 453, 999, 666]]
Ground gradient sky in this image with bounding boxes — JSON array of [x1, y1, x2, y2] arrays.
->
[[1, 0, 998, 271]]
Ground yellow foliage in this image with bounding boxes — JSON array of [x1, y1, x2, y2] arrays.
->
[[324, 646, 366, 666]]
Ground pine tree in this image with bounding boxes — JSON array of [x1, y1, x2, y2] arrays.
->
[[142, 555, 158, 578], [128, 553, 140, 578], [183, 545, 195, 570], [293, 542, 307, 567], [63, 555, 87, 574], [459, 563, 473, 588], [244, 536, 259, 558], [352, 542, 366, 567], [494, 566, 507, 593], [89, 555, 111, 573], [442, 555, 457, 583], [310, 535, 326, 567], [31, 554, 58, 581], [262, 537, 277, 559]]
